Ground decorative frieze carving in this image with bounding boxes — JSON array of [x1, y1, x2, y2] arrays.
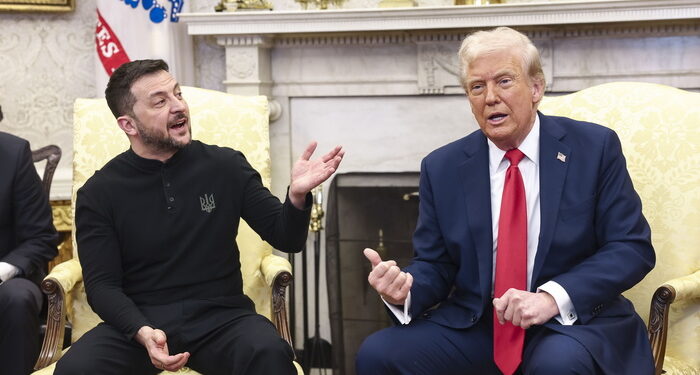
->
[[215, 35, 284, 120], [217, 36, 273, 96], [416, 39, 553, 94], [257, 23, 700, 48], [275, 33, 414, 47], [533, 39, 553, 91], [217, 35, 272, 47], [227, 49, 256, 79], [417, 41, 460, 94]]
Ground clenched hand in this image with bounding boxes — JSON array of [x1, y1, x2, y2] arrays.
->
[[493, 289, 559, 329]]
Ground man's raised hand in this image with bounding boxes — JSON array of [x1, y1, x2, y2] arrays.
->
[[364, 248, 412, 306], [289, 141, 344, 209]]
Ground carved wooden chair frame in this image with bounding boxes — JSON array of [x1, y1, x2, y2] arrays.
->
[[31, 145, 61, 197], [648, 283, 679, 375]]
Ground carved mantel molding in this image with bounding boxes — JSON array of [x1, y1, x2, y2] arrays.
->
[[181, 0, 700, 36]]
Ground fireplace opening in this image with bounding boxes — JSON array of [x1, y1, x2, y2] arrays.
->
[[326, 172, 420, 375]]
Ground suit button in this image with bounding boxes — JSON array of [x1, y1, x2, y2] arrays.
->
[[423, 312, 431, 319], [471, 315, 478, 323]]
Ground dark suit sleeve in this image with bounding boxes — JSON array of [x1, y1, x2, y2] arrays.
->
[[551, 130, 655, 324], [237, 152, 312, 253], [76, 183, 151, 339], [404, 158, 458, 316], [2, 140, 57, 278]]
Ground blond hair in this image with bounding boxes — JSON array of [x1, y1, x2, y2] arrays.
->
[[458, 27, 545, 91]]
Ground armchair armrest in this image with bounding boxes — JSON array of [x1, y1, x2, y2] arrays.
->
[[665, 270, 700, 302], [261, 253, 293, 287], [44, 258, 83, 293], [34, 258, 83, 370], [260, 254, 294, 349], [647, 270, 700, 375]]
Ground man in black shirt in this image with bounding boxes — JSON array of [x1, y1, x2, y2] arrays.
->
[[55, 59, 344, 375]]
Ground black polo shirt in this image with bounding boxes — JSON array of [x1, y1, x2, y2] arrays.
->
[[76, 140, 310, 338]]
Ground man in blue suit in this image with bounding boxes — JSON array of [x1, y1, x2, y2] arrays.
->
[[356, 27, 655, 375]]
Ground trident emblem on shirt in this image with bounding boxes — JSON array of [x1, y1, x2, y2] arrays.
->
[[200, 193, 216, 213]]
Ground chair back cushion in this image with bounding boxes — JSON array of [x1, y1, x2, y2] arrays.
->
[[71, 87, 275, 342], [539, 82, 700, 368]]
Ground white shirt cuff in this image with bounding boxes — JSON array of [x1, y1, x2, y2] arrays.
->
[[382, 292, 412, 325], [0, 262, 20, 283], [538, 281, 577, 325]]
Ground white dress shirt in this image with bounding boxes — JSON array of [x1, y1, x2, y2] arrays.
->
[[0, 262, 20, 284], [385, 115, 578, 325]]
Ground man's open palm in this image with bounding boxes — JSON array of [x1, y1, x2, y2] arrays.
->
[[289, 141, 344, 208]]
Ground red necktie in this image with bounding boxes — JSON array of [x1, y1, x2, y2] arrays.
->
[[493, 148, 527, 375]]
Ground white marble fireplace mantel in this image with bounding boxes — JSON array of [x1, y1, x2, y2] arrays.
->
[[181, 0, 700, 100]]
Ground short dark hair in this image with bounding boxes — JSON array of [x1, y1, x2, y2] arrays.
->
[[105, 59, 170, 118]]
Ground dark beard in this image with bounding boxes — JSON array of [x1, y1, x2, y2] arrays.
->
[[134, 115, 191, 153]]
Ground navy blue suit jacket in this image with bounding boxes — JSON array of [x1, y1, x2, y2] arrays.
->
[[0, 132, 57, 284], [405, 113, 655, 374]]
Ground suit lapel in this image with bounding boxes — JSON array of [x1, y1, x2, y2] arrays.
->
[[459, 133, 494, 302], [532, 113, 570, 286]]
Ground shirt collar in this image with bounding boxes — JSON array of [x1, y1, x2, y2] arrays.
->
[[487, 114, 540, 171], [124, 141, 191, 171]]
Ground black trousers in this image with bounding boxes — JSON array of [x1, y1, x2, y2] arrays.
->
[[0, 278, 43, 375], [55, 297, 296, 375]]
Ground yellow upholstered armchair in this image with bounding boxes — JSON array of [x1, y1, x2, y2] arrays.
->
[[33, 87, 302, 375], [540, 82, 700, 375]]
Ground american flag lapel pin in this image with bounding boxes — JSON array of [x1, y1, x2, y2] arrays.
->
[[557, 152, 567, 163]]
